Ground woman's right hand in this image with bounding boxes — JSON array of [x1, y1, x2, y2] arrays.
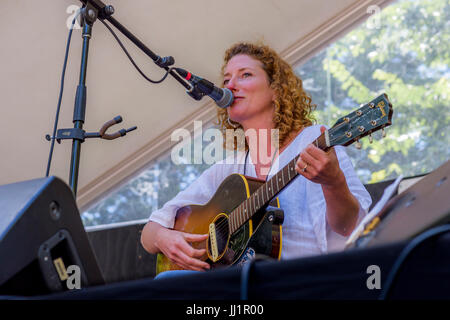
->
[[154, 226, 210, 271]]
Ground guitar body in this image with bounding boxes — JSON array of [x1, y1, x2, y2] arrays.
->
[[156, 173, 284, 275]]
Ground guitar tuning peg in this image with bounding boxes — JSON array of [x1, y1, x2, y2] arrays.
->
[[381, 128, 386, 138], [355, 140, 362, 149], [369, 134, 373, 144]]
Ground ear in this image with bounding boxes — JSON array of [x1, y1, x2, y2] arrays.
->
[[271, 91, 277, 106]]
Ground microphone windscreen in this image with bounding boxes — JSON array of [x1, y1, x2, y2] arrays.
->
[[216, 88, 234, 108]]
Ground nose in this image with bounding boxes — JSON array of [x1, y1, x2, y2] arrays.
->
[[224, 76, 237, 91]]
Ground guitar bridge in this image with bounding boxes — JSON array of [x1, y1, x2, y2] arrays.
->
[[209, 223, 219, 261]]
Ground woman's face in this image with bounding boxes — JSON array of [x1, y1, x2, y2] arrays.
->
[[223, 54, 275, 126]]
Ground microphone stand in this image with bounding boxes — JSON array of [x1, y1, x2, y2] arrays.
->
[[48, 0, 200, 196], [68, 8, 94, 196]]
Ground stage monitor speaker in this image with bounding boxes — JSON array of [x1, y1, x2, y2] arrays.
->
[[351, 160, 450, 249], [0, 176, 105, 296]]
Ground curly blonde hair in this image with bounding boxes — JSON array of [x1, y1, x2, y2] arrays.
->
[[217, 42, 316, 150]]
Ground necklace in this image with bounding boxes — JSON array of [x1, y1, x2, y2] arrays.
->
[[243, 147, 279, 181]]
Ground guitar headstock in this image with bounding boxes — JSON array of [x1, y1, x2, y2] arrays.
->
[[328, 93, 393, 148]]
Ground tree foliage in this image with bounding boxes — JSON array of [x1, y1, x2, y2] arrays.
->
[[297, 0, 449, 183]]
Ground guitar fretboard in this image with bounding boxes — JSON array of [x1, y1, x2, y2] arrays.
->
[[228, 132, 328, 233]]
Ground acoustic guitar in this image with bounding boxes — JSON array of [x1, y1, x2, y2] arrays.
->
[[156, 93, 393, 274]]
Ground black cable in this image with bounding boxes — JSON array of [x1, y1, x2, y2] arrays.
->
[[45, 13, 80, 177], [99, 18, 172, 84], [378, 224, 450, 300]]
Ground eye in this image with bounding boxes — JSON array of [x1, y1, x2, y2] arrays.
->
[[223, 79, 229, 85], [242, 72, 252, 78]]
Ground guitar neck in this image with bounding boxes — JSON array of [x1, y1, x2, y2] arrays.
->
[[228, 132, 329, 234]]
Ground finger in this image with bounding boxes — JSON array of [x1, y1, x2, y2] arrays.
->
[[303, 163, 318, 178], [295, 159, 316, 177], [305, 143, 327, 160], [174, 259, 205, 272], [295, 158, 307, 172], [172, 260, 192, 271], [166, 246, 206, 271], [183, 242, 207, 258], [183, 232, 209, 243], [191, 247, 207, 258], [161, 250, 191, 271], [295, 164, 316, 182], [308, 145, 339, 172], [299, 150, 319, 170], [177, 240, 208, 262], [176, 250, 210, 270], [327, 146, 337, 157]]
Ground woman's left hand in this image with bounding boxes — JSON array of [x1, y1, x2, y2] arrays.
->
[[295, 126, 344, 187]]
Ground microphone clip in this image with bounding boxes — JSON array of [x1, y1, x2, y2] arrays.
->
[[155, 56, 175, 68], [186, 83, 206, 101]]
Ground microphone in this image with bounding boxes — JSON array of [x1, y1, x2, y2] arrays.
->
[[175, 68, 234, 108]]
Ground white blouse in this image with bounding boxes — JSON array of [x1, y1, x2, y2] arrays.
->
[[149, 125, 372, 259]]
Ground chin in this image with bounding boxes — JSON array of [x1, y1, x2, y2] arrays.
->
[[227, 105, 247, 123], [228, 115, 245, 125]]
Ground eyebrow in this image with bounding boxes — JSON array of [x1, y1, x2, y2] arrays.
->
[[223, 67, 253, 77]]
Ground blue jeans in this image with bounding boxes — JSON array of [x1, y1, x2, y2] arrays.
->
[[153, 270, 200, 280]]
